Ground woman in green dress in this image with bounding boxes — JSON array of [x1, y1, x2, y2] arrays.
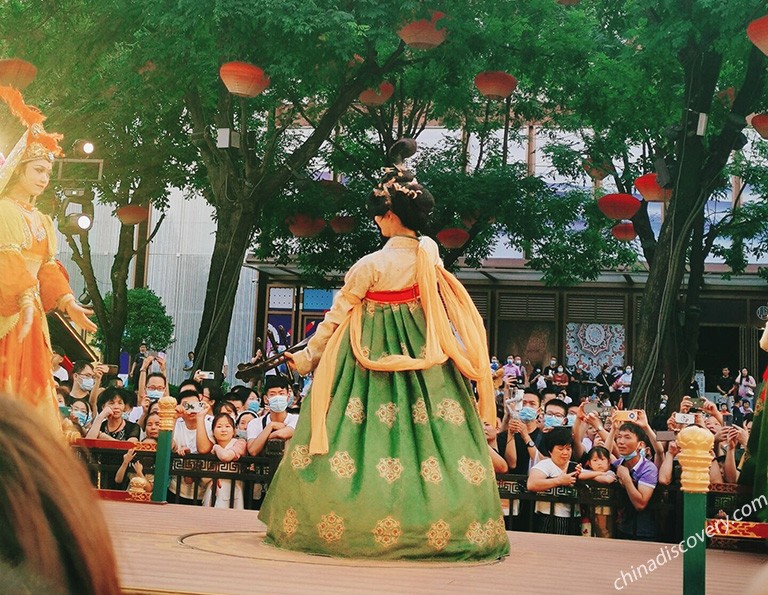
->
[[259, 143, 509, 561]]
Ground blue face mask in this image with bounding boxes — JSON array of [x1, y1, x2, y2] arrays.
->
[[620, 450, 638, 461], [146, 389, 163, 401], [544, 415, 563, 428], [268, 395, 289, 413], [518, 406, 538, 423], [491, 362, 499, 371], [566, 414, 577, 427], [74, 410, 90, 426], [247, 400, 261, 415], [80, 377, 95, 391], [236, 429, 248, 440]]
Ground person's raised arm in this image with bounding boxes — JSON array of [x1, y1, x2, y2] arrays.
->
[[195, 403, 214, 454], [115, 448, 135, 485], [658, 441, 679, 485], [138, 355, 154, 399], [489, 445, 508, 473]]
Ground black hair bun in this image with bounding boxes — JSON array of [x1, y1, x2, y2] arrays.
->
[[388, 138, 418, 165]]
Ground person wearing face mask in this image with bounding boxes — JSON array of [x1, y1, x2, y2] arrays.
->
[[616, 366, 633, 398], [504, 391, 544, 531], [246, 375, 299, 456], [542, 355, 559, 383], [609, 417, 658, 540], [552, 365, 569, 392], [68, 361, 99, 412]]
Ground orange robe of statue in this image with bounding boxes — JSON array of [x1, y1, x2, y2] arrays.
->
[[0, 197, 73, 435]]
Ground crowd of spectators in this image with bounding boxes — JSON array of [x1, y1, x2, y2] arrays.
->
[[53, 345, 304, 509], [54, 343, 757, 537], [488, 354, 757, 538]]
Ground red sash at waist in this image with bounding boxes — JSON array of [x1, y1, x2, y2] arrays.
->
[[364, 285, 420, 303]]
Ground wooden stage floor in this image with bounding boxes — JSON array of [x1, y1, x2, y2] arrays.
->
[[106, 501, 767, 594]]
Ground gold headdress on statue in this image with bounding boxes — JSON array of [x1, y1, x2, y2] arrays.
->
[[0, 85, 64, 196]]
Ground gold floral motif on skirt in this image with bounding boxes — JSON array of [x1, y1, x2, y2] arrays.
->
[[465, 521, 489, 546], [487, 517, 507, 544], [317, 512, 345, 543], [458, 456, 487, 485], [375, 402, 399, 428], [437, 399, 466, 425], [420, 456, 443, 484], [290, 444, 313, 470], [412, 398, 428, 425], [426, 519, 451, 550], [376, 457, 404, 484], [329, 451, 357, 479], [344, 397, 365, 424], [372, 516, 402, 548], [283, 507, 299, 538]]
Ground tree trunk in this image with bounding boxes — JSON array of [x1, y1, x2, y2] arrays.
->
[[193, 201, 256, 381], [102, 223, 137, 363], [630, 47, 721, 411]]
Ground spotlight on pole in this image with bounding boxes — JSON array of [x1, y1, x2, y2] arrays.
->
[[58, 188, 95, 235], [72, 139, 95, 157]]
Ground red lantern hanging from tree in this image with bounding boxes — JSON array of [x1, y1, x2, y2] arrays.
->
[[747, 15, 768, 56], [398, 11, 447, 50], [611, 221, 636, 242], [287, 214, 325, 237], [329, 216, 356, 234], [597, 193, 641, 220], [474, 71, 517, 100], [359, 82, 395, 106], [582, 158, 613, 181], [219, 62, 270, 98], [116, 205, 149, 225], [751, 113, 768, 139], [635, 173, 672, 202], [0, 58, 37, 89], [436, 228, 469, 249]]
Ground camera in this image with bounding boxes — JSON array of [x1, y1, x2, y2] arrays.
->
[[199, 371, 215, 380], [614, 410, 639, 422], [688, 397, 706, 410], [674, 412, 697, 426]]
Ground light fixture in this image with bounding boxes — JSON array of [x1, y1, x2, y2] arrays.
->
[[58, 188, 94, 235], [72, 139, 95, 157]]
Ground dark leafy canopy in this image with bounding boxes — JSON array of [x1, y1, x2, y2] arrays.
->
[[252, 155, 637, 287], [93, 288, 174, 357]]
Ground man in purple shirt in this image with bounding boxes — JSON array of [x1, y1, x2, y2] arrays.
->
[[612, 420, 658, 540]]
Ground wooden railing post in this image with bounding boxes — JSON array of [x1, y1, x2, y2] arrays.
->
[[677, 425, 714, 595], [151, 396, 176, 502]]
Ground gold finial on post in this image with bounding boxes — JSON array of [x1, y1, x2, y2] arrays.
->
[[157, 396, 177, 432], [128, 476, 148, 494], [677, 425, 714, 493]]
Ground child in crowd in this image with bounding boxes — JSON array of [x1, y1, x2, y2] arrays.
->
[[578, 446, 617, 537], [202, 413, 246, 508], [115, 411, 161, 491], [236, 410, 258, 440], [70, 400, 92, 433]]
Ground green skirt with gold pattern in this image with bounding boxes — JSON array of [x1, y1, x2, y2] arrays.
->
[[259, 299, 509, 561]]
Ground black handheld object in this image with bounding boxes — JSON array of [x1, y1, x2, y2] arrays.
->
[[235, 337, 310, 381]]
